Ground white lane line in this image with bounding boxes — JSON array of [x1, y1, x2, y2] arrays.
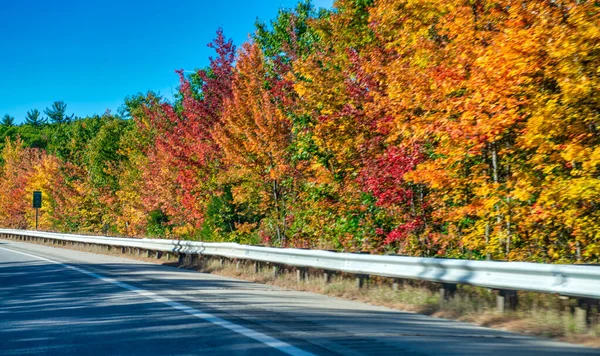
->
[[0, 246, 316, 356]]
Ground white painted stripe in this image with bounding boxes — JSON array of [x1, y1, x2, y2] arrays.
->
[[0, 246, 316, 356]]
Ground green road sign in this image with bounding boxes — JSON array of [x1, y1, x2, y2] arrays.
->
[[33, 191, 42, 208]]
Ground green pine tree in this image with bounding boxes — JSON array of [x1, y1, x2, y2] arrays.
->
[[44, 101, 74, 124], [25, 109, 47, 126], [1, 114, 15, 127]]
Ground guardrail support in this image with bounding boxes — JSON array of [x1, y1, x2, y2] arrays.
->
[[573, 298, 599, 330], [296, 268, 307, 283], [574, 299, 588, 331], [323, 271, 333, 284], [392, 278, 404, 291], [356, 275, 369, 289], [496, 289, 518, 313], [440, 283, 457, 303], [273, 264, 281, 277]]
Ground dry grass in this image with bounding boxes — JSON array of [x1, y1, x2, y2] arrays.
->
[[5, 235, 600, 348]]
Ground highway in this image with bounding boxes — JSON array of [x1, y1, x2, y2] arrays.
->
[[0, 239, 597, 356]]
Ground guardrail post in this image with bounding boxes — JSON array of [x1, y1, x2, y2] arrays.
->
[[497, 292, 505, 313], [296, 268, 307, 283], [440, 283, 457, 303], [323, 271, 333, 284], [273, 264, 281, 277], [392, 278, 404, 291], [356, 274, 368, 289], [573, 298, 598, 331], [496, 289, 518, 313], [178, 253, 185, 265], [574, 299, 587, 331], [592, 300, 600, 325], [156, 251, 162, 259]]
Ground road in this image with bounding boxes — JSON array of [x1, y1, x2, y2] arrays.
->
[[0, 239, 597, 356]]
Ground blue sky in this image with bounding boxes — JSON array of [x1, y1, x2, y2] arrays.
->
[[0, 0, 333, 123]]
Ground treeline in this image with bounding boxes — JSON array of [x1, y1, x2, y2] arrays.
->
[[1, 0, 598, 263]]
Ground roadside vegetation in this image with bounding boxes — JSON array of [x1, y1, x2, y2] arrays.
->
[[1, 0, 599, 264]]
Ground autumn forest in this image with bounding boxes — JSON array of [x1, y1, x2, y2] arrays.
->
[[1, 0, 598, 263]]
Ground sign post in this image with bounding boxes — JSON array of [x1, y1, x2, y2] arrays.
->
[[32, 191, 42, 230]]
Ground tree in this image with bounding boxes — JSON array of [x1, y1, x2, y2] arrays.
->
[[2, 114, 15, 127], [44, 101, 73, 124], [25, 109, 46, 126], [0, 137, 52, 229], [142, 30, 236, 234], [288, 0, 381, 251], [213, 42, 296, 245]]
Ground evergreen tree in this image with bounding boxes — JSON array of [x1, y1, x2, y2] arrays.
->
[[1, 114, 15, 127], [24, 109, 46, 126], [44, 101, 73, 124]]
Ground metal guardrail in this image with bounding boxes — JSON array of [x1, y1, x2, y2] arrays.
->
[[1, 228, 599, 299]]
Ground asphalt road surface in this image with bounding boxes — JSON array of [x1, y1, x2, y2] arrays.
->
[[0, 240, 598, 356]]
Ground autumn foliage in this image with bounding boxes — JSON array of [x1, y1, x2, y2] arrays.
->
[[1, 0, 598, 263]]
